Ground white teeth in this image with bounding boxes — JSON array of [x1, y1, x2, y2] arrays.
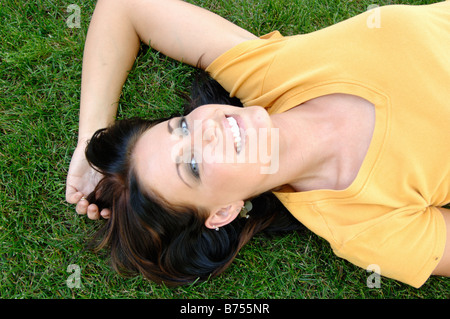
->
[[227, 117, 242, 153]]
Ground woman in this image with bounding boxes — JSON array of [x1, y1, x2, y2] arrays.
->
[[66, 0, 450, 287]]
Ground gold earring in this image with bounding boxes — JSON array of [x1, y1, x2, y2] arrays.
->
[[239, 200, 253, 219]]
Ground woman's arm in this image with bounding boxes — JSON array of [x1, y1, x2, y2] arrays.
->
[[129, 0, 257, 67], [66, 0, 256, 219], [432, 207, 450, 277], [79, 0, 256, 141]]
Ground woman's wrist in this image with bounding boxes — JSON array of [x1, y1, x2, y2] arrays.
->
[[77, 102, 117, 145], [77, 134, 92, 146]]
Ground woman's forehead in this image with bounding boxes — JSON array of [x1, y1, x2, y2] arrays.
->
[[132, 121, 189, 204]]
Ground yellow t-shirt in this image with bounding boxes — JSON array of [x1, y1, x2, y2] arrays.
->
[[206, 2, 450, 288]]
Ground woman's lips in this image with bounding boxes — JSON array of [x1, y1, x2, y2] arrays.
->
[[225, 115, 244, 154]]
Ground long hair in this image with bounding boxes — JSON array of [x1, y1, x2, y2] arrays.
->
[[85, 70, 305, 286]]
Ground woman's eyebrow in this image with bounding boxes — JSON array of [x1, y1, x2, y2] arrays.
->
[[176, 162, 192, 189], [168, 118, 193, 188], [167, 118, 174, 134]]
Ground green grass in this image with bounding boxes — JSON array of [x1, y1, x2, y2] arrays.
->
[[1, 0, 449, 300]]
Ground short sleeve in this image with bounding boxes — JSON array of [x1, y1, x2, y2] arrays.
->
[[205, 31, 286, 106], [333, 206, 447, 288]]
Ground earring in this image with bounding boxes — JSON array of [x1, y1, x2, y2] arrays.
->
[[215, 227, 219, 231], [239, 200, 253, 219]]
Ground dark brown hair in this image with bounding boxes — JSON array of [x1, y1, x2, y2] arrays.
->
[[85, 71, 304, 286]]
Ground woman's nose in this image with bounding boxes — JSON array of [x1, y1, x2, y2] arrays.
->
[[202, 118, 219, 146]]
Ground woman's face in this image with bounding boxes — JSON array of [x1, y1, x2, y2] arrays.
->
[[133, 104, 277, 220]]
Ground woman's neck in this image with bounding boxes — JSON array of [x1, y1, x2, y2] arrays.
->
[[267, 93, 375, 193], [271, 103, 342, 192]]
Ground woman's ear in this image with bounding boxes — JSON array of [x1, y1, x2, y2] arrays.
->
[[204, 200, 244, 229]]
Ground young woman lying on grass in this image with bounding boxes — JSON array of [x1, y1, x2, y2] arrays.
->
[[65, 0, 450, 287]]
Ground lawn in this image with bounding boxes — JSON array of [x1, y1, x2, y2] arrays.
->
[[0, 0, 448, 302]]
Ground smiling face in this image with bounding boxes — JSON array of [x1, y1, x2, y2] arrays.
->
[[132, 104, 278, 224]]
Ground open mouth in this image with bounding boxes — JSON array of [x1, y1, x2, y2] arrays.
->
[[226, 116, 242, 153]]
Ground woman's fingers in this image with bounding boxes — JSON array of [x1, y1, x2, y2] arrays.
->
[[75, 197, 100, 220], [66, 187, 84, 205], [100, 208, 111, 219], [87, 204, 101, 220], [75, 195, 110, 220], [75, 196, 89, 215]]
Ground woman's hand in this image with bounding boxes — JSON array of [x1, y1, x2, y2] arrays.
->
[[65, 0, 257, 221], [66, 142, 111, 220]]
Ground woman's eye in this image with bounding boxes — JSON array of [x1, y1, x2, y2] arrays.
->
[[190, 157, 200, 178], [178, 116, 199, 179], [180, 117, 189, 136]]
